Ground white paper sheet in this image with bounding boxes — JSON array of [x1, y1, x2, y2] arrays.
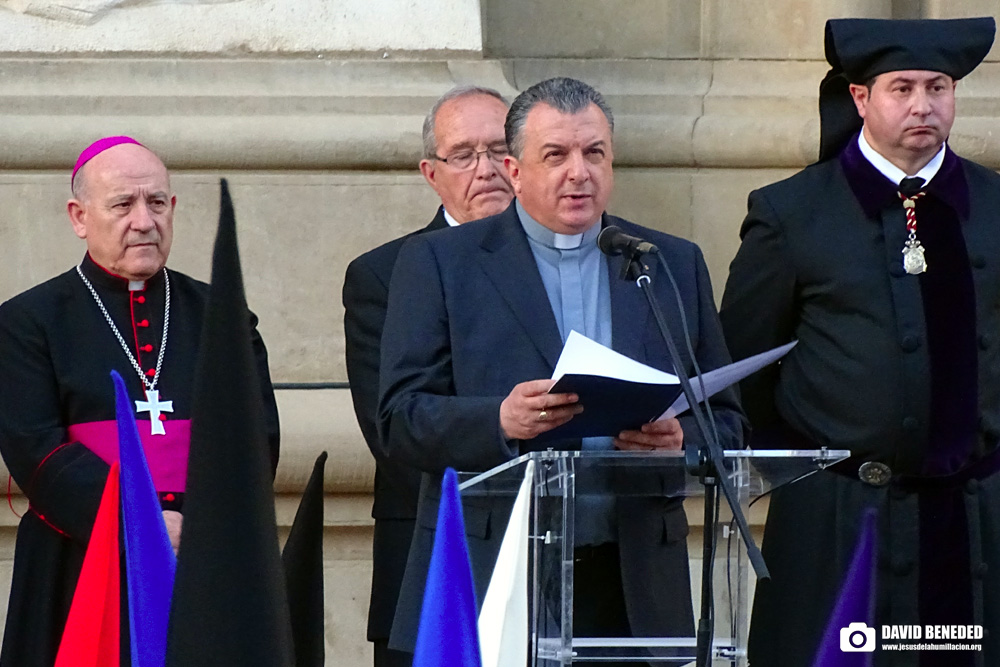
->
[[660, 341, 797, 418], [549, 330, 797, 420], [551, 330, 679, 385]]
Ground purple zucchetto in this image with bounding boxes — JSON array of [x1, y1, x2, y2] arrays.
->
[[71, 136, 145, 189]]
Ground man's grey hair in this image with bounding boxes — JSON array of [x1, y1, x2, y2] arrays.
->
[[422, 85, 509, 159], [71, 170, 88, 201], [505, 77, 614, 159]]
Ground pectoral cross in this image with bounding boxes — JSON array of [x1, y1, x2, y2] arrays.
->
[[136, 389, 174, 436]]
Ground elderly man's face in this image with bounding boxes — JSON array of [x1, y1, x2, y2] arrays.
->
[[850, 70, 957, 168], [68, 144, 175, 281], [419, 94, 514, 223], [506, 102, 613, 235]]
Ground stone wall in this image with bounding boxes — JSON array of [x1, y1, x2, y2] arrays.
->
[[0, 0, 482, 54], [1, 0, 999, 663]]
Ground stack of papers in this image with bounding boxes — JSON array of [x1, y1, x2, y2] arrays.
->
[[538, 331, 795, 440]]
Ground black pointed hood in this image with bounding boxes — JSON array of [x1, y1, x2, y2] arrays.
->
[[282, 451, 328, 667], [166, 179, 294, 667]]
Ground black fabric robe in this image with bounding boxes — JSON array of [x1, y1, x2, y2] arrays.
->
[[720, 136, 1000, 667], [0, 253, 280, 667]]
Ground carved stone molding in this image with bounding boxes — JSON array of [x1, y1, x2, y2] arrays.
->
[[0, 0, 239, 26], [0, 0, 484, 54], [2, 57, 999, 169]]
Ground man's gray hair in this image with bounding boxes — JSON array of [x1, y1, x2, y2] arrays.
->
[[422, 85, 509, 159], [505, 77, 614, 159], [71, 170, 88, 201]]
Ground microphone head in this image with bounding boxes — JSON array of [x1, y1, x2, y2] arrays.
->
[[597, 225, 624, 256]]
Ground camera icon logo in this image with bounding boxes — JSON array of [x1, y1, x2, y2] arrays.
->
[[840, 622, 876, 652]]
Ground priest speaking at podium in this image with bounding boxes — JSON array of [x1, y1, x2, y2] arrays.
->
[[0, 137, 280, 667], [378, 77, 746, 660]]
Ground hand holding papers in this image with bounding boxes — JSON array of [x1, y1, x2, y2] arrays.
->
[[538, 331, 795, 440], [499, 378, 583, 441]]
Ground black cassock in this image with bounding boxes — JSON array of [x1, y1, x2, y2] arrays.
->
[[0, 253, 280, 667]]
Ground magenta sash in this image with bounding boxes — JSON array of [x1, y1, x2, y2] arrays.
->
[[67, 420, 190, 492]]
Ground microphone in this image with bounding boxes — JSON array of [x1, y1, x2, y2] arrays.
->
[[597, 226, 659, 257]]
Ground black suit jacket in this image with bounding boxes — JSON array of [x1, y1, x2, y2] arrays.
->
[[342, 208, 448, 641], [378, 201, 746, 651]]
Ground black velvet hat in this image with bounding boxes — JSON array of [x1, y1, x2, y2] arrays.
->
[[817, 17, 996, 162]]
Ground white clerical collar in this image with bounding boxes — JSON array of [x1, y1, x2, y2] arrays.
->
[[443, 209, 461, 227], [515, 199, 598, 250], [857, 129, 945, 186], [128, 280, 145, 291], [554, 232, 583, 249]]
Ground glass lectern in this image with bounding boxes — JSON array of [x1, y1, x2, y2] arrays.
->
[[458, 448, 849, 666]]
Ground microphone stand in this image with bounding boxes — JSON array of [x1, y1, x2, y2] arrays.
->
[[616, 243, 768, 667]]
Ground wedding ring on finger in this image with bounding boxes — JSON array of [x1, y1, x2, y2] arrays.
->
[[537, 410, 549, 422]]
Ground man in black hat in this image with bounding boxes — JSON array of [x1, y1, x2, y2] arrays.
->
[[720, 17, 1000, 667]]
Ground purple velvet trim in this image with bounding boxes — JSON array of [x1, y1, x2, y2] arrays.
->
[[840, 134, 978, 476], [839, 135, 970, 221], [917, 199, 979, 474], [918, 488, 973, 667]]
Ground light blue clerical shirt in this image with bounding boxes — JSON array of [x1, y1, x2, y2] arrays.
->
[[516, 200, 617, 545]]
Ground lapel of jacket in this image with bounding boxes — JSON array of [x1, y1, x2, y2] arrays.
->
[[606, 215, 654, 365], [478, 205, 563, 369], [425, 206, 449, 233]]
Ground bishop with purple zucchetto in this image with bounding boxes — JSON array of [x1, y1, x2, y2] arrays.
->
[[0, 137, 280, 667]]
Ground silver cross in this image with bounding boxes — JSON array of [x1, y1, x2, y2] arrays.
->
[[135, 389, 174, 436]]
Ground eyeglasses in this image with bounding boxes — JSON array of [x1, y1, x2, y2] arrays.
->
[[433, 146, 509, 170]]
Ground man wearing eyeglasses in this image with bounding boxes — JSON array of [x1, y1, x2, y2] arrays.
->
[[342, 84, 513, 667], [417, 88, 514, 227]]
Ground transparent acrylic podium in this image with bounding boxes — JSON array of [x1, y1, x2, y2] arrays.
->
[[458, 448, 849, 666]]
